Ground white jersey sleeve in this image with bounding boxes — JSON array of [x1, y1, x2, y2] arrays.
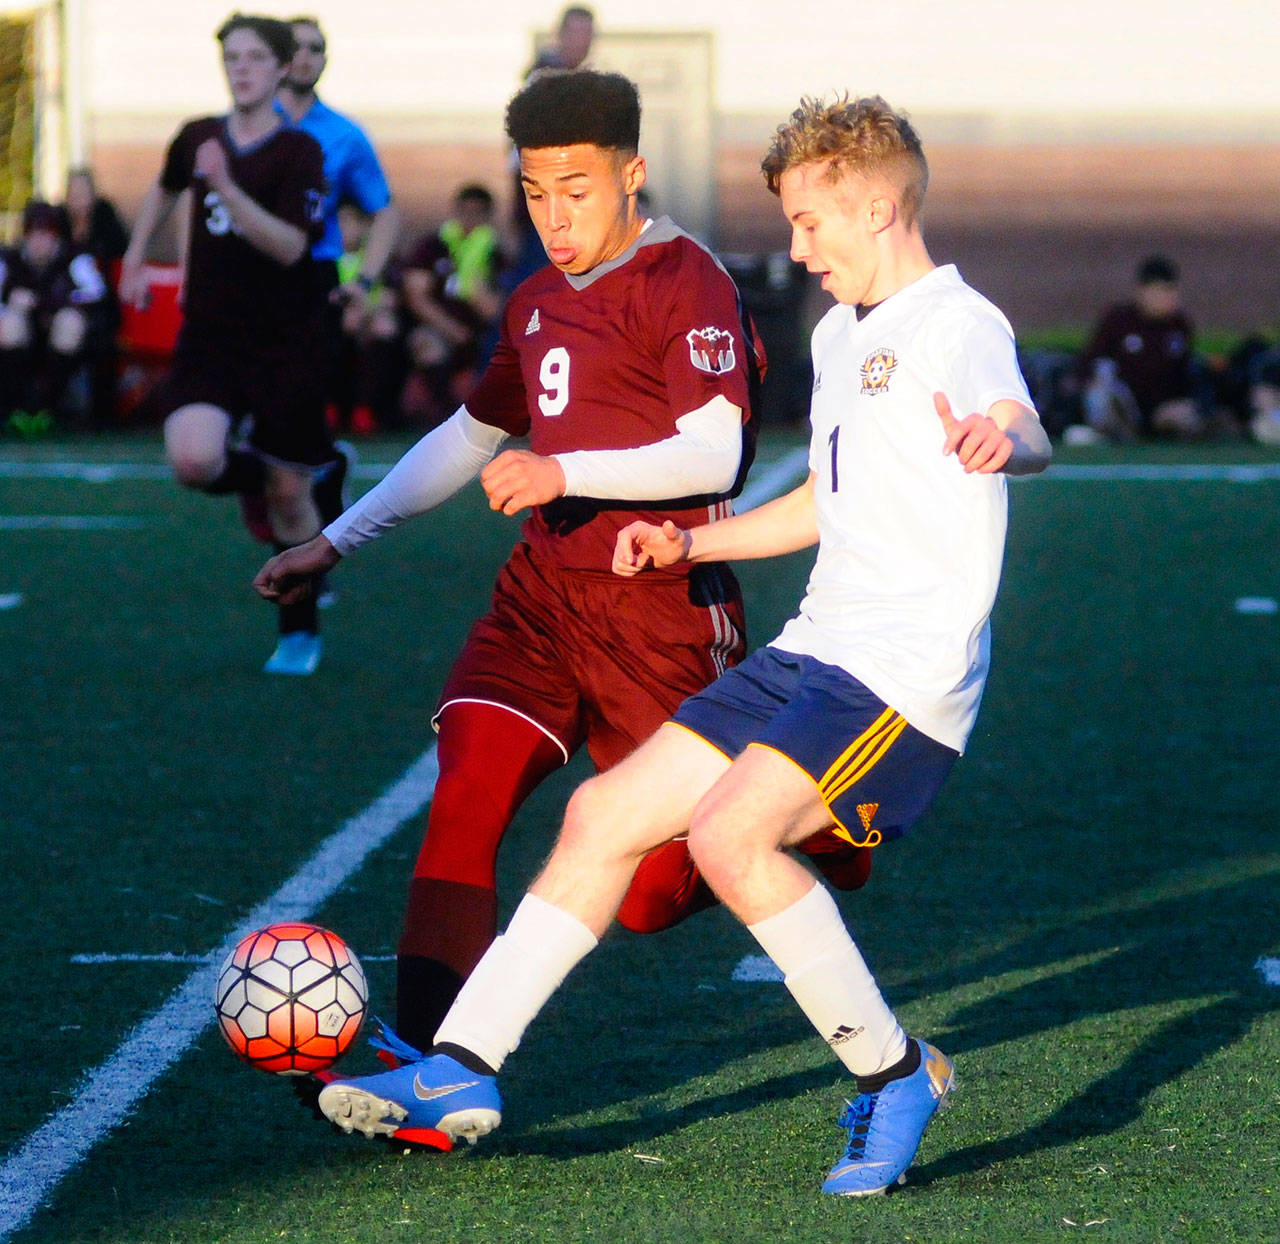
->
[[322, 409, 508, 555]]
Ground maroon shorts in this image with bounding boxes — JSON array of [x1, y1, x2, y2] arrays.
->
[[156, 328, 332, 469], [436, 542, 747, 773]]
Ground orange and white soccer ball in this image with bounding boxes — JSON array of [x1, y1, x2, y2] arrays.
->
[[214, 922, 368, 1075]]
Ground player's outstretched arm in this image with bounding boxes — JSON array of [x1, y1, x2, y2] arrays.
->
[[253, 535, 341, 605], [324, 410, 509, 554], [934, 393, 1052, 476], [613, 474, 820, 576], [119, 183, 177, 309], [613, 520, 690, 576]]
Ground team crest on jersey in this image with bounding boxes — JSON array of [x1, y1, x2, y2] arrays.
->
[[686, 326, 736, 375], [859, 348, 898, 395]]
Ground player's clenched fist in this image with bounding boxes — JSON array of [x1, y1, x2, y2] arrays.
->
[[934, 391, 1013, 474], [613, 519, 692, 577], [194, 138, 232, 193], [480, 449, 567, 515], [253, 535, 340, 605]]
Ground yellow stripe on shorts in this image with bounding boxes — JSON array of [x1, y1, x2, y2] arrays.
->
[[818, 707, 908, 806]]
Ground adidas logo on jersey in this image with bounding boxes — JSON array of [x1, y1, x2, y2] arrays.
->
[[525, 309, 541, 335]]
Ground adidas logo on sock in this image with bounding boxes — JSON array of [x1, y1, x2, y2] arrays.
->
[[827, 1023, 866, 1047]]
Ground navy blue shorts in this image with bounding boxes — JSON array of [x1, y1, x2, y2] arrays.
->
[[670, 647, 958, 848]]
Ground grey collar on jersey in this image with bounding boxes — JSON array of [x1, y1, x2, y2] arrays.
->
[[564, 215, 683, 291]]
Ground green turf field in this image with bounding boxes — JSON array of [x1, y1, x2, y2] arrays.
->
[[1, 430, 1277, 1243]]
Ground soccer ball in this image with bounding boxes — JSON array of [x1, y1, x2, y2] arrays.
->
[[214, 922, 368, 1075]]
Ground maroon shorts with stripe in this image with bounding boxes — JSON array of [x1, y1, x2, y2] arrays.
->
[[435, 541, 746, 773]]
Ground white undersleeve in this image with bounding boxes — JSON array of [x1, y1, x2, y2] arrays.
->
[[555, 394, 743, 501], [322, 409, 508, 555]]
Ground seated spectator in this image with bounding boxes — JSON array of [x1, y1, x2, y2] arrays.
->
[[59, 167, 129, 270], [1076, 254, 1205, 442], [0, 200, 113, 430], [398, 183, 503, 426], [1244, 345, 1280, 447], [58, 167, 129, 426], [330, 205, 404, 434]]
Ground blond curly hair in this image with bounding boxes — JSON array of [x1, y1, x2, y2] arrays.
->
[[761, 95, 929, 224]]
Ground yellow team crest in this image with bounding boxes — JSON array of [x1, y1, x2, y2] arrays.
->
[[859, 348, 898, 395]]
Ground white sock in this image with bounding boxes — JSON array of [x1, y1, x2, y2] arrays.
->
[[746, 882, 907, 1077], [432, 893, 599, 1073]]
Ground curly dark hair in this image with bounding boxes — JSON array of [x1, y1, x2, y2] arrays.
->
[[506, 70, 641, 153]]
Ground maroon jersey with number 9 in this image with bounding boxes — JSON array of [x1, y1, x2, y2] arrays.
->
[[464, 217, 764, 573]]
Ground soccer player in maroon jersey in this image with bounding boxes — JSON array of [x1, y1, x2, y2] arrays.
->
[[257, 72, 871, 1102], [120, 13, 333, 676]]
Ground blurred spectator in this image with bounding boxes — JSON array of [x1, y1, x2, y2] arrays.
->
[[399, 184, 503, 426], [331, 205, 403, 433], [1075, 254, 1205, 442], [506, 6, 597, 291], [526, 4, 595, 77], [58, 167, 128, 426], [0, 200, 113, 430], [59, 168, 129, 271], [1244, 342, 1280, 450]]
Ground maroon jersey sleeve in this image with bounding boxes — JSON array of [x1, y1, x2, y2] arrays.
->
[[464, 303, 533, 436], [648, 241, 758, 424], [158, 119, 208, 195], [266, 130, 326, 247]]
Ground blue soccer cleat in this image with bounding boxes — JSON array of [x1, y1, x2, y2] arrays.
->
[[822, 1038, 954, 1196], [317, 1052, 501, 1146], [264, 631, 322, 676]]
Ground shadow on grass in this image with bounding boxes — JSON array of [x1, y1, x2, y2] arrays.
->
[[496, 864, 1278, 1167], [911, 991, 1269, 1189]]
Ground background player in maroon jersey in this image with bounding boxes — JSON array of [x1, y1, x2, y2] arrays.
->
[[257, 71, 868, 1086], [120, 13, 332, 676]]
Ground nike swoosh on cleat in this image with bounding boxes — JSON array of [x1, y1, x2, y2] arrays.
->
[[831, 1160, 892, 1176], [413, 1076, 479, 1102]]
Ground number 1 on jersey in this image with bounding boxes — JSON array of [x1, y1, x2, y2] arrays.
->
[[828, 425, 840, 492], [538, 346, 570, 417]]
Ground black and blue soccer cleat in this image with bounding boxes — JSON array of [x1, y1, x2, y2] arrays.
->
[[822, 1038, 953, 1196]]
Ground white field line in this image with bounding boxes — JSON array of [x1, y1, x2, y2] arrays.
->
[[0, 516, 146, 531], [7, 456, 1280, 486], [735, 447, 808, 510], [0, 448, 814, 1237], [731, 954, 784, 982], [0, 748, 439, 1240]]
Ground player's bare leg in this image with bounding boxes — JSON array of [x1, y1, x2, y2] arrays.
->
[[528, 721, 732, 935], [686, 744, 951, 1195], [261, 461, 324, 674], [163, 403, 233, 488], [317, 724, 729, 1143]]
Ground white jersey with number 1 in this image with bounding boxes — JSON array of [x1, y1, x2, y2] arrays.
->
[[771, 264, 1034, 753]]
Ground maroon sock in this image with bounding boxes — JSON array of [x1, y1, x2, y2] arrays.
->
[[395, 701, 563, 1048]]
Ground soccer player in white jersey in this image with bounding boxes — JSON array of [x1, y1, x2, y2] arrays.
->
[[315, 93, 1052, 1197]]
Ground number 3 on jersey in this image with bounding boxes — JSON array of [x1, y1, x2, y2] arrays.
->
[[538, 347, 570, 417]]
